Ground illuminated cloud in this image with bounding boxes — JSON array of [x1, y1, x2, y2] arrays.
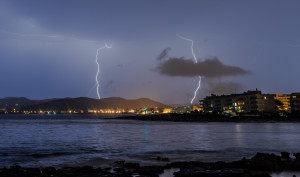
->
[[156, 57, 249, 78]]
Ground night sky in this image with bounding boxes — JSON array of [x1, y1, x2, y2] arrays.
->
[[1, 0, 300, 104]]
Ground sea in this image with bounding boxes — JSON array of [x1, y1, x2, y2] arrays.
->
[[1, 114, 300, 167]]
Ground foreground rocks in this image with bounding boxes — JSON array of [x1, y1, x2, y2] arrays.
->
[[1, 152, 300, 177]]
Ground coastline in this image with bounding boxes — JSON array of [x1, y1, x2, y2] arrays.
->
[[117, 113, 300, 123], [2, 113, 300, 123], [1, 152, 300, 177]]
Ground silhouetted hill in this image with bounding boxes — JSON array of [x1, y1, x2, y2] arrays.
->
[[20, 97, 168, 111], [0, 97, 38, 109], [0, 97, 58, 109]]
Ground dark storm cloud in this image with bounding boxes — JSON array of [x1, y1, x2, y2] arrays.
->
[[157, 47, 171, 61], [207, 80, 245, 95], [196, 78, 245, 98], [156, 58, 249, 78]]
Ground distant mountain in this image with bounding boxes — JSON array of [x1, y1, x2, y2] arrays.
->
[[0, 97, 57, 109], [0, 97, 168, 111], [0, 97, 38, 109]]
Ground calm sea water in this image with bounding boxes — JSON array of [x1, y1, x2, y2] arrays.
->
[[1, 114, 300, 167]]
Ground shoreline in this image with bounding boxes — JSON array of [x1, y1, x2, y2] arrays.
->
[[1, 153, 300, 177], [2, 113, 300, 123], [117, 113, 300, 123]]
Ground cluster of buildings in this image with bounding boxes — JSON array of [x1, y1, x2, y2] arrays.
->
[[4, 108, 146, 115], [1, 106, 202, 115], [2, 89, 300, 116], [200, 89, 300, 115]]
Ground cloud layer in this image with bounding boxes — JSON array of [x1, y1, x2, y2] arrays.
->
[[205, 80, 245, 95], [156, 57, 249, 78]]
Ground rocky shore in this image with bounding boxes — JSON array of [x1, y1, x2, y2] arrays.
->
[[118, 113, 300, 122], [1, 152, 300, 177]]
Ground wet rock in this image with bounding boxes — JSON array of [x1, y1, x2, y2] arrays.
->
[[250, 153, 282, 171], [8, 166, 26, 177], [25, 168, 42, 176], [174, 168, 272, 177], [138, 165, 164, 177], [293, 153, 300, 160], [162, 157, 169, 161], [281, 152, 290, 160], [124, 162, 140, 170], [229, 158, 250, 169], [42, 166, 56, 175], [113, 160, 125, 167], [104, 167, 111, 171], [214, 161, 227, 169], [174, 168, 251, 177], [113, 167, 126, 173], [4, 152, 300, 177], [156, 156, 169, 162], [166, 161, 206, 169]]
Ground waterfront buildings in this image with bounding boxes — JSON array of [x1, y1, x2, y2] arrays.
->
[[200, 89, 300, 116], [202, 89, 276, 114], [291, 93, 300, 113], [274, 94, 291, 112], [201, 90, 300, 115]]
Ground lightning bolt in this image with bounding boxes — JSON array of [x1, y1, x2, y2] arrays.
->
[[95, 43, 112, 99], [177, 34, 202, 105]]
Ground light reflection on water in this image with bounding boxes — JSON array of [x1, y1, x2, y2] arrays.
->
[[1, 114, 300, 167]]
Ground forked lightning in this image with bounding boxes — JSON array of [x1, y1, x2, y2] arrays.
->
[[177, 35, 202, 104], [95, 43, 112, 99]]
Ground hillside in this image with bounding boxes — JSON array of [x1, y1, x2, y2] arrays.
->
[[0, 97, 168, 111], [0, 97, 40, 109]]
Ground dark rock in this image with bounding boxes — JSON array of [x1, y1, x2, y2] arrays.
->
[[4, 152, 300, 177], [281, 152, 290, 160], [250, 153, 282, 171], [156, 156, 169, 162], [293, 153, 300, 160], [174, 167, 248, 177], [138, 166, 164, 177], [162, 157, 169, 161], [113, 167, 125, 173], [24, 168, 42, 176], [42, 166, 56, 174], [214, 161, 227, 169], [174, 167, 271, 177], [104, 167, 112, 171], [124, 162, 140, 170], [113, 160, 125, 167]]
